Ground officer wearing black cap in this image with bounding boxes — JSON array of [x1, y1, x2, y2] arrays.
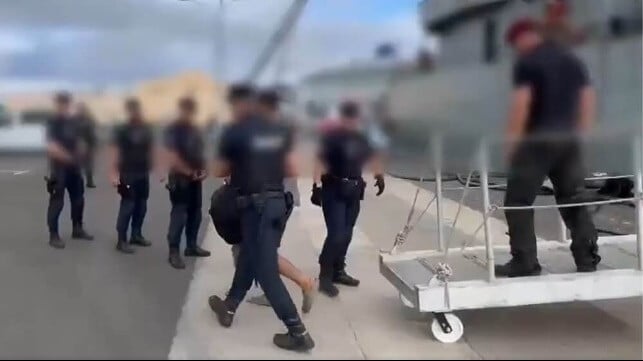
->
[[208, 84, 315, 352], [163, 97, 211, 269], [312, 100, 385, 297], [110, 98, 154, 254], [46, 91, 94, 249]]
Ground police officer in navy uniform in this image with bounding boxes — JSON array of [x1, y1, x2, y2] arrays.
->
[[497, 19, 600, 277], [110, 98, 154, 254], [312, 100, 385, 297], [46, 92, 94, 249], [164, 97, 211, 270], [241, 88, 316, 311], [209, 84, 315, 352]]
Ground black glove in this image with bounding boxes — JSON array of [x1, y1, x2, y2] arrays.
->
[[310, 184, 322, 207], [374, 174, 385, 196]]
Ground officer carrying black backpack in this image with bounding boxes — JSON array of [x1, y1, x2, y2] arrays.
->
[[209, 183, 242, 245]]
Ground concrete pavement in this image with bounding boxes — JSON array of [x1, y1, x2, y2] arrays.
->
[[0, 155, 213, 358], [169, 177, 642, 359], [0, 155, 640, 359]]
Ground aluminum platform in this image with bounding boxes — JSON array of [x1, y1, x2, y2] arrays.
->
[[381, 236, 642, 314]]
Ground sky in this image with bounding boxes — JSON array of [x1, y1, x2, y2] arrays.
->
[[0, 0, 425, 91]]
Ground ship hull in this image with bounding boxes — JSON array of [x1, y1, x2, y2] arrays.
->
[[385, 37, 642, 176]]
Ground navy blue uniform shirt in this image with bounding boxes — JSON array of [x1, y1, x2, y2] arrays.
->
[[164, 121, 205, 172], [112, 122, 154, 175], [319, 128, 373, 180], [218, 116, 293, 195], [46, 115, 81, 167], [513, 41, 590, 133]]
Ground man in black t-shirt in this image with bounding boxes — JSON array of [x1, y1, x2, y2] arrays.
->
[[46, 92, 94, 249], [110, 98, 154, 254], [498, 19, 600, 277]]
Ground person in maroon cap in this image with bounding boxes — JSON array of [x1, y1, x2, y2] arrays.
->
[[498, 18, 600, 277]]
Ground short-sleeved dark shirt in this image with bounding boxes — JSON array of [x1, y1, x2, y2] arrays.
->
[[319, 128, 373, 179], [112, 122, 154, 175], [46, 115, 80, 167], [513, 41, 590, 133], [163, 121, 205, 172], [218, 116, 293, 195]]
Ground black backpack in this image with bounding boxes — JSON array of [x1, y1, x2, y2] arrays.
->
[[209, 184, 242, 245]]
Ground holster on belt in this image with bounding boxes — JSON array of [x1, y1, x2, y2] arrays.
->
[[44, 175, 58, 195], [166, 175, 190, 203], [117, 183, 132, 198], [284, 191, 294, 213]]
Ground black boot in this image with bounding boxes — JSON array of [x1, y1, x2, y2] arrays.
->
[[495, 258, 542, 278], [573, 241, 601, 273], [208, 295, 235, 328], [333, 269, 360, 287], [116, 239, 136, 254], [318, 265, 339, 298], [168, 249, 186, 270], [49, 233, 65, 250], [86, 181, 96, 189], [72, 225, 94, 241], [185, 246, 211, 258], [130, 234, 152, 247], [273, 324, 315, 352]]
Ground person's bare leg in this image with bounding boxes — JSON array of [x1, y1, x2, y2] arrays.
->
[[278, 255, 312, 288], [279, 255, 316, 314], [248, 254, 317, 312]]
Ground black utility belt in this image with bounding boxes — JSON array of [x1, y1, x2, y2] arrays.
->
[[236, 191, 285, 207], [322, 174, 365, 186], [322, 175, 365, 200]]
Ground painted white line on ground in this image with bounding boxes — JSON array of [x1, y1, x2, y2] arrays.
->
[[0, 169, 30, 175]]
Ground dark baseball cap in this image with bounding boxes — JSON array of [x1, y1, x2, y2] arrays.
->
[[179, 96, 197, 111], [227, 83, 256, 102], [125, 97, 140, 110], [339, 100, 360, 119], [54, 91, 72, 104], [258, 88, 280, 108]]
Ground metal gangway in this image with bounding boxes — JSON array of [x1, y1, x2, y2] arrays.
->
[[380, 133, 643, 343]]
